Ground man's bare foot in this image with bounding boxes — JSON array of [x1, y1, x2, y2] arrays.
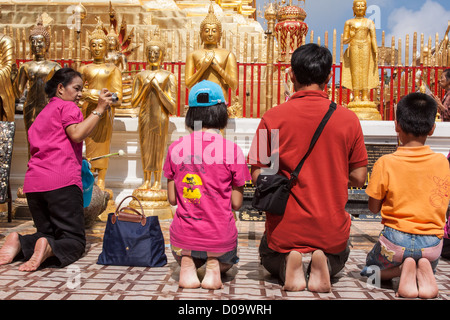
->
[[201, 258, 223, 290], [396, 257, 418, 298], [179, 256, 201, 288], [18, 237, 54, 272], [0, 232, 21, 265], [417, 258, 438, 299], [283, 251, 306, 291], [308, 250, 331, 293]]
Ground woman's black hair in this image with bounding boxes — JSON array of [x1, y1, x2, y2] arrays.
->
[[45, 67, 82, 98], [185, 102, 228, 130]]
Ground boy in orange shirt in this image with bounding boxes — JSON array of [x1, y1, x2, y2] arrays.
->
[[361, 92, 450, 299]]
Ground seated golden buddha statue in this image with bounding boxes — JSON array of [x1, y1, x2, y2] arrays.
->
[[79, 18, 122, 191], [342, 0, 381, 120], [185, 3, 238, 100], [129, 35, 177, 219]]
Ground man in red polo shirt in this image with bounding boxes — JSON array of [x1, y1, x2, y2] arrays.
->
[[248, 43, 368, 292]]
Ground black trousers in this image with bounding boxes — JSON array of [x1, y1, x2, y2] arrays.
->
[[19, 185, 86, 268]]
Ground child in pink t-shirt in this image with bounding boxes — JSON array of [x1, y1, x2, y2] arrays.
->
[[163, 80, 251, 289]]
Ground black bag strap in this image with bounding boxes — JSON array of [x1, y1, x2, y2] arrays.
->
[[289, 101, 336, 184]]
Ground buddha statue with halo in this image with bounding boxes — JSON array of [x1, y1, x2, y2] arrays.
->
[[129, 32, 177, 219], [185, 3, 238, 99], [78, 17, 122, 193], [342, 0, 381, 120]]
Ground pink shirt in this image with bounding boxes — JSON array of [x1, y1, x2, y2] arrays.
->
[[24, 97, 84, 193], [163, 131, 251, 252]]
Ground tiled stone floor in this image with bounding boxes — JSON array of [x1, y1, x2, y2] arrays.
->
[[0, 214, 449, 302]]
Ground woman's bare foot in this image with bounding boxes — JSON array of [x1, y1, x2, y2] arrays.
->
[[417, 258, 438, 299], [18, 237, 54, 272], [201, 258, 223, 290], [179, 256, 201, 288], [283, 251, 306, 291], [308, 250, 331, 293], [396, 257, 418, 298], [0, 232, 21, 265]]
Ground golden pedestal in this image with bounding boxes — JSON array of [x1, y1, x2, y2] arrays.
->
[[129, 188, 174, 220], [99, 188, 116, 221], [347, 100, 382, 121]]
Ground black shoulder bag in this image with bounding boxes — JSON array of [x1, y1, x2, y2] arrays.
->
[[252, 101, 336, 215]]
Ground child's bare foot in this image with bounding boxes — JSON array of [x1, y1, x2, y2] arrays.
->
[[0, 232, 21, 265], [201, 258, 223, 290], [18, 237, 53, 272], [283, 251, 306, 291], [417, 258, 438, 299], [308, 250, 331, 293], [396, 257, 418, 298], [179, 256, 201, 288]]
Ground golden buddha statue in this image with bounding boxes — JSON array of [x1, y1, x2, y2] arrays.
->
[[129, 35, 177, 219], [342, 0, 381, 120], [13, 19, 61, 157], [79, 18, 122, 192], [0, 33, 15, 122], [106, 4, 139, 117], [185, 3, 238, 99], [105, 27, 127, 71]]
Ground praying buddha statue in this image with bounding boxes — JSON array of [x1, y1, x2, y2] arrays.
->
[[185, 3, 238, 100], [0, 32, 15, 122], [342, 0, 381, 120], [129, 34, 177, 219], [13, 18, 61, 158], [79, 17, 122, 191]]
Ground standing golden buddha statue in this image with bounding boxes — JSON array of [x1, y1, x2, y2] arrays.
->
[[129, 35, 177, 219], [185, 3, 238, 100], [79, 18, 122, 192], [343, 0, 381, 120], [0, 32, 15, 122], [13, 18, 61, 157]]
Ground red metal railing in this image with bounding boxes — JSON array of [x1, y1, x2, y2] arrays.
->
[[15, 59, 447, 120]]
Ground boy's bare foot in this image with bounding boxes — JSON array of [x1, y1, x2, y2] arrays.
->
[[417, 258, 438, 299], [283, 251, 306, 291], [396, 257, 418, 298], [0, 232, 21, 265], [18, 237, 54, 272], [308, 250, 331, 293], [201, 258, 223, 290], [179, 256, 201, 288]]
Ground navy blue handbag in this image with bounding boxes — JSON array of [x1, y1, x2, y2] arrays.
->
[[97, 195, 167, 267]]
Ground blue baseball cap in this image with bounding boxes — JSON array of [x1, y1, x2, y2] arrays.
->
[[188, 80, 226, 107]]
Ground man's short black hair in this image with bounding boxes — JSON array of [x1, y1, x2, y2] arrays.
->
[[185, 102, 228, 130], [396, 92, 437, 136], [290, 43, 333, 86]]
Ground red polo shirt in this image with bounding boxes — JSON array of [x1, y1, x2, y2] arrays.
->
[[248, 90, 368, 254]]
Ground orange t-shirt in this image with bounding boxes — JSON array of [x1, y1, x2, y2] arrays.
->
[[366, 146, 450, 237]]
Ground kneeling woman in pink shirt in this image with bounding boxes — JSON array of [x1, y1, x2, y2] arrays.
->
[[0, 67, 113, 271]]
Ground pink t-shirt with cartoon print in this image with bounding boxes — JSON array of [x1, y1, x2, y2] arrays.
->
[[163, 131, 251, 252]]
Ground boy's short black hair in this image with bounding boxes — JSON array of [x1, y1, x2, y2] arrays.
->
[[396, 92, 437, 136], [185, 102, 228, 130], [290, 43, 332, 86]]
